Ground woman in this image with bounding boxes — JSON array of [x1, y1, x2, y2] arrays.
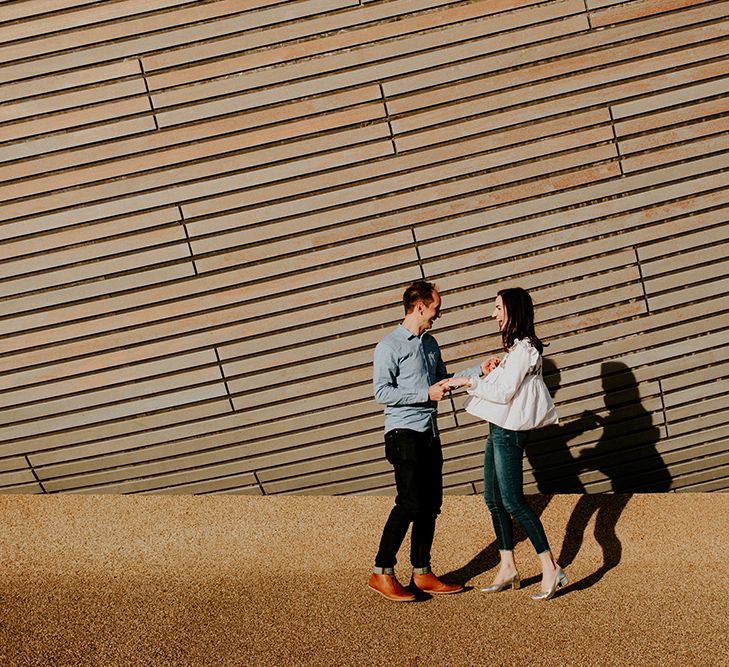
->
[[446, 287, 566, 600]]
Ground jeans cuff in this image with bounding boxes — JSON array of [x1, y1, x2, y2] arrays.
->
[[373, 566, 395, 575], [412, 566, 431, 575]]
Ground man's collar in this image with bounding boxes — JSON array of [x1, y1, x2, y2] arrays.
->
[[398, 324, 425, 340]]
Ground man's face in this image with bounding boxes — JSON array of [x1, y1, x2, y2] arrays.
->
[[418, 291, 442, 330]]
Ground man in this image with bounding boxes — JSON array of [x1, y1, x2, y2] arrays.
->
[[368, 280, 487, 602]]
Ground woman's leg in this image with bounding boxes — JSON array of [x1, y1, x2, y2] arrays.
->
[[483, 429, 518, 584], [490, 424, 559, 589]]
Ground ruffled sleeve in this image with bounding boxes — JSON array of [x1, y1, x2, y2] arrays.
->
[[468, 339, 538, 404]]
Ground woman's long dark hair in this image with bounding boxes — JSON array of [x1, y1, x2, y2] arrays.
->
[[498, 287, 544, 354]]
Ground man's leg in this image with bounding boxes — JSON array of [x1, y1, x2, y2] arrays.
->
[[374, 430, 422, 570], [370, 429, 421, 602], [409, 433, 463, 595], [409, 434, 443, 569]]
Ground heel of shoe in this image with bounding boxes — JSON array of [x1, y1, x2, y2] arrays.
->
[[530, 567, 567, 601], [480, 572, 520, 593]]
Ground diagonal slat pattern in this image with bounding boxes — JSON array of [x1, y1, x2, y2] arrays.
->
[[0, 0, 727, 495]]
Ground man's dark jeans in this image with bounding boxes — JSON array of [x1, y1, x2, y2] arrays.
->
[[374, 428, 443, 569]]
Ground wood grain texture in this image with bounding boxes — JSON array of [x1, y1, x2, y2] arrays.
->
[[0, 0, 726, 494]]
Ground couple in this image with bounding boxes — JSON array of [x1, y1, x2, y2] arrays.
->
[[368, 281, 567, 603]]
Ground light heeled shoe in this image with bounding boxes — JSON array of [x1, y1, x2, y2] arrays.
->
[[530, 567, 568, 601], [480, 573, 520, 593]]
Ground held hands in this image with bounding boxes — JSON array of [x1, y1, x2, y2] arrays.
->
[[429, 377, 471, 401], [445, 377, 472, 391], [428, 355, 501, 401], [428, 379, 453, 402]]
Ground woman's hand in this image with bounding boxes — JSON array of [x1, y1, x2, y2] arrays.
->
[[481, 356, 501, 375], [442, 377, 472, 392]]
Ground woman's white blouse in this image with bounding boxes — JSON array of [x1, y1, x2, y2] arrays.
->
[[464, 339, 558, 431]]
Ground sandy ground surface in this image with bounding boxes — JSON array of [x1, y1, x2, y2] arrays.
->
[[0, 493, 727, 667]]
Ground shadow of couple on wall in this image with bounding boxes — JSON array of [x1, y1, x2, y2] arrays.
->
[[444, 360, 671, 591]]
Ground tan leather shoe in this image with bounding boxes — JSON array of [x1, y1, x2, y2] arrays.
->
[[368, 573, 416, 602], [412, 572, 464, 595]]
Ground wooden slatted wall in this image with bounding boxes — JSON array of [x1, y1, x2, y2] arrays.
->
[[1, 0, 727, 495]]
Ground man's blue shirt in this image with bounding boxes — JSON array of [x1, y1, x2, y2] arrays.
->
[[373, 325, 481, 435]]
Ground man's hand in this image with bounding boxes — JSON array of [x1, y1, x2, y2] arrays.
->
[[428, 379, 452, 402]]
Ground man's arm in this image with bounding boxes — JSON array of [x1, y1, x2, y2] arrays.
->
[[434, 344, 483, 382], [373, 341, 429, 406]]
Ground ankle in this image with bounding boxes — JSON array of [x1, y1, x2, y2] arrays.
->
[[541, 563, 559, 579], [495, 566, 518, 583]]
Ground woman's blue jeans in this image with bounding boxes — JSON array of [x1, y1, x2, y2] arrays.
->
[[483, 423, 550, 554]]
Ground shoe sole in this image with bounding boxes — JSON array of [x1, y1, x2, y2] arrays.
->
[[418, 588, 463, 595], [367, 584, 416, 602]]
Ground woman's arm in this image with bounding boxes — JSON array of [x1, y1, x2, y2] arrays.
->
[[445, 357, 500, 390], [468, 342, 534, 404], [433, 350, 483, 383]]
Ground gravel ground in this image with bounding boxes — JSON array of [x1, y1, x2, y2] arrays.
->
[[1, 494, 727, 667]]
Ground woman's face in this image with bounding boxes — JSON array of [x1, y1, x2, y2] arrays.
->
[[492, 295, 506, 331]]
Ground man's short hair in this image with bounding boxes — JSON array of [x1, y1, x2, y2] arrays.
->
[[403, 280, 437, 314]]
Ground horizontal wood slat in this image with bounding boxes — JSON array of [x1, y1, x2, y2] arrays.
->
[[142, 0, 545, 88], [0, 0, 726, 495], [150, 0, 588, 109]]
